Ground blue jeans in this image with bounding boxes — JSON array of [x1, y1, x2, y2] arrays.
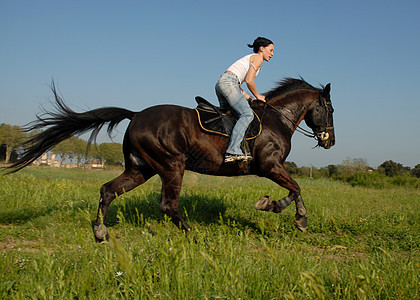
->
[[215, 72, 254, 155]]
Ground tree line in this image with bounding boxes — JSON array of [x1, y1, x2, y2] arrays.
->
[[0, 123, 123, 166], [284, 157, 420, 188], [285, 157, 420, 178]]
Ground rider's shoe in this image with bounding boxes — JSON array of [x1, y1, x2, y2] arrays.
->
[[224, 153, 252, 163]]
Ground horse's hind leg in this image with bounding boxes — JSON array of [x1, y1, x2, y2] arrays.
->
[[94, 168, 152, 242], [159, 164, 191, 231]]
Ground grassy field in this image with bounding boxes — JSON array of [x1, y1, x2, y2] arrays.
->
[[0, 167, 418, 299]]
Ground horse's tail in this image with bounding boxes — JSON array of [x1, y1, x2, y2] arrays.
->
[[5, 82, 135, 173]]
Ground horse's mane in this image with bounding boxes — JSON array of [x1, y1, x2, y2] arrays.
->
[[264, 77, 318, 101]]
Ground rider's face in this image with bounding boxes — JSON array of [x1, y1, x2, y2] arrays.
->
[[261, 44, 274, 62]]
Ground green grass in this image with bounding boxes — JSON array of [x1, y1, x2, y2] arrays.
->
[[0, 167, 419, 299]]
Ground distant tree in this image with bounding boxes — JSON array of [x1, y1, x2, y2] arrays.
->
[[295, 165, 321, 178], [340, 157, 370, 175], [87, 144, 100, 161], [0, 144, 18, 162], [284, 161, 298, 174], [98, 143, 123, 165], [378, 160, 409, 177], [327, 164, 338, 177], [54, 139, 72, 165], [54, 136, 87, 164], [0, 144, 5, 161], [0, 124, 25, 163], [411, 164, 420, 178], [72, 137, 87, 164], [318, 166, 329, 177]]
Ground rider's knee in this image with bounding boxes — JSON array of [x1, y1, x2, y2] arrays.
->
[[240, 109, 254, 122]]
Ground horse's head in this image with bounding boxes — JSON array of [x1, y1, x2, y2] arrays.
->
[[304, 83, 335, 149], [263, 78, 335, 149]]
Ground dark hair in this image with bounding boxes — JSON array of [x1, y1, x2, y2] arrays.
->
[[247, 37, 273, 53]]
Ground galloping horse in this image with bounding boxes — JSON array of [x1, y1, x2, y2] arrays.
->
[[6, 78, 335, 241]]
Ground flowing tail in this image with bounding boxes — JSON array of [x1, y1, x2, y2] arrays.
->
[[5, 82, 135, 173]]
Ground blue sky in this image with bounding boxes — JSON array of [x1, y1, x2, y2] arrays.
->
[[1, 0, 419, 168]]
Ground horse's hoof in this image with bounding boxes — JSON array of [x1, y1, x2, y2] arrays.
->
[[293, 215, 307, 233], [94, 224, 109, 242], [254, 195, 272, 211]]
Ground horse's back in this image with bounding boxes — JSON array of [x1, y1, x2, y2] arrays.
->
[[127, 104, 198, 153], [131, 104, 196, 129], [137, 104, 193, 117]]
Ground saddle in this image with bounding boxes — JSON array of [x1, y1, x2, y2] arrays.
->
[[194, 96, 262, 140]]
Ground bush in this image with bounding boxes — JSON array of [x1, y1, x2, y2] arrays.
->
[[411, 164, 420, 178], [335, 171, 420, 189], [390, 173, 420, 187]]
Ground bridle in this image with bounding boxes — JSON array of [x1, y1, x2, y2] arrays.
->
[[315, 95, 335, 141], [261, 93, 334, 142]]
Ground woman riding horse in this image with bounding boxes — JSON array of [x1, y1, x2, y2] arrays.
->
[[216, 37, 274, 163], [4, 78, 335, 242]]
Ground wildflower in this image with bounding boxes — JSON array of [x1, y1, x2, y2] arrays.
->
[[116, 271, 124, 277]]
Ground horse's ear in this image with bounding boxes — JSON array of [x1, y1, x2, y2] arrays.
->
[[324, 83, 331, 95]]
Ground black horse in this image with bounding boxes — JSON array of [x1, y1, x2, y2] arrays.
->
[[6, 78, 335, 241]]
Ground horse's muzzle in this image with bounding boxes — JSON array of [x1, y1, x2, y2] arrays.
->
[[317, 129, 335, 149], [320, 132, 329, 141]]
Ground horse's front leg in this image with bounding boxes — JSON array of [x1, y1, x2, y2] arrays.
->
[[254, 163, 308, 232], [293, 195, 307, 232]]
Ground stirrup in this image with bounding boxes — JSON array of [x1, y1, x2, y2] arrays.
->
[[224, 153, 252, 163]]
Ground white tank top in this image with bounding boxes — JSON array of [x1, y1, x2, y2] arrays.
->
[[226, 54, 261, 84]]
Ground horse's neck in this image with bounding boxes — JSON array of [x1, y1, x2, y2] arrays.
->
[[268, 90, 318, 131]]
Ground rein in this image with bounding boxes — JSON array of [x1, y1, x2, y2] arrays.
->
[[263, 102, 318, 140]]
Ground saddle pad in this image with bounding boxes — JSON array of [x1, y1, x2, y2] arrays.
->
[[195, 107, 261, 140]]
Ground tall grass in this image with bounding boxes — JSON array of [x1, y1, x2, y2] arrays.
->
[[0, 167, 419, 299]]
